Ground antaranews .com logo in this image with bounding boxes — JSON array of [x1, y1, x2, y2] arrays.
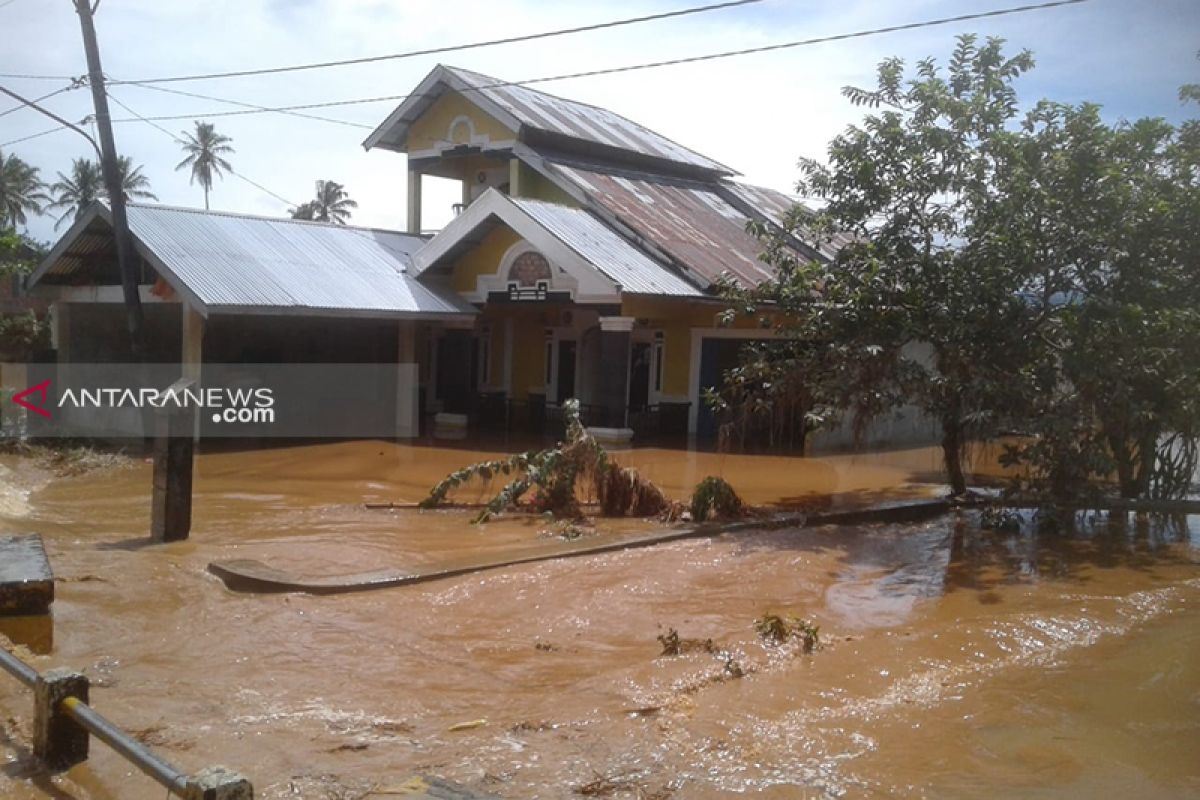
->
[[9, 378, 275, 425]]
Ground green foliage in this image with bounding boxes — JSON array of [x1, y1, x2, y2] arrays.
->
[[656, 628, 716, 656], [754, 613, 820, 653], [722, 36, 1040, 494], [0, 310, 49, 358], [291, 180, 358, 225], [993, 99, 1200, 503], [689, 476, 744, 521], [0, 149, 48, 229], [420, 399, 667, 522], [724, 36, 1199, 503]]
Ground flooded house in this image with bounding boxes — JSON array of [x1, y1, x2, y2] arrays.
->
[[24, 64, 929, 449]]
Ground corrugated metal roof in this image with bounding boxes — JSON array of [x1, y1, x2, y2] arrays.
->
[[33, 203, 474, 318], [364, 64, 734, 176], [544, 159, 778, 289], [510, 197, 703, 297], [721, 181, 855, 261]]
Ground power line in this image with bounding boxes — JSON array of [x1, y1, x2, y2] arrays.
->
[[1, 124, 70, 148], [99, 0, 1092, 127], [106, 89, 300, 208], [119, 80, 373, 130], [0, 78, 86, 119], [111, 0, 766, 86]]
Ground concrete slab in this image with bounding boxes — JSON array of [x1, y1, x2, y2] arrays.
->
[[0, 535, 54, 616]]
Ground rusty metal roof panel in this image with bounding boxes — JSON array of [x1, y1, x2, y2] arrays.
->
[[544, 160, 778, 289], [447, 67, 735, 175], [510, 197, 703, 298], [34, 203, 474, 317], [720, 181, 854, 260]]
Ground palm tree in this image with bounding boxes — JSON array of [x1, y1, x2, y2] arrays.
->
[[49, 157, 158, 229], [289, 200, 317, 221], [295, 180, 357, 225], [113, 156, 158, 203], [0, 149, 48, 229], [175, 121, 234, 210], [49, 158, 103, 229]]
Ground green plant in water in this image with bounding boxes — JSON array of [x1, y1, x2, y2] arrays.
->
[[755, 613, 820, 653], [690, 476, 744, 521], [420, 399, 667, 523]]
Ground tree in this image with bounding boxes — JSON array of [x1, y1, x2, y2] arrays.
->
[[289, 201, 316, 221], [997, 100, 1200, 502], [49, 158, 103, 229], [291, 180, 357, 224], [113, 156, 157, 203], [722, 36, 1040, 495], [0, 150, 48, 229], [175, 121, 234, 210], [50, 157, 158, 229]]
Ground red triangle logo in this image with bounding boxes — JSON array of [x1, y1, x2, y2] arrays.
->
[[12, 379, 52, 419]]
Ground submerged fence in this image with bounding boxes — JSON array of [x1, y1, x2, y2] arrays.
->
[[0, 645, 251, 799]]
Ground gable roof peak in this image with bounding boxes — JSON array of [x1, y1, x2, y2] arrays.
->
[[365, 63, 736, 177]]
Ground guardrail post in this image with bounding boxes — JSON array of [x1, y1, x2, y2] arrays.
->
[[187, 766, 253, 799], [33, 668, 89, 769]]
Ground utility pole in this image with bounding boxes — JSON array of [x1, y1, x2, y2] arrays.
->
[[72, 0, 146, 362]]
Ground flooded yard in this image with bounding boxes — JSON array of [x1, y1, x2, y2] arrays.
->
[[1, 441, 1198, 799]]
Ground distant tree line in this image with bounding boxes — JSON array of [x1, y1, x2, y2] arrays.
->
[[0, 118, 359, 230]]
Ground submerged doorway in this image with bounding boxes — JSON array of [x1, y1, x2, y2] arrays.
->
[[555, 339, 577, 404]]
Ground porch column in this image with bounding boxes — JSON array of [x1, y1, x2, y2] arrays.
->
[[49, 302, 70, 360], [396, 319, 418, 439], [592, 316, 633, 445], [406, 169, 422, 234], [182, 303, 204, 382]]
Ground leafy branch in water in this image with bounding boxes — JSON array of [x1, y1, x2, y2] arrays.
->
[[420, 399, 667, 523], [755, 613, 820, 653], [690, 476, 744, 521]]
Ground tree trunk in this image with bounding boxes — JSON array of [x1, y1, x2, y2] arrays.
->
[[941, 416, 967, 496]]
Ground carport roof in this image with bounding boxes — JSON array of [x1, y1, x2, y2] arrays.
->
[[29, 203, 475, 319]]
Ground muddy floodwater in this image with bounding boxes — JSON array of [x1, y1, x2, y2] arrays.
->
[[1, 440, 1198, 799]]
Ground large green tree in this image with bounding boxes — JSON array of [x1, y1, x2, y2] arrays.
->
[[175, 120, 234, 210], [996, 100, 1200, 502], [0, 150, 48, 229], [722, 36, 1040, 494]]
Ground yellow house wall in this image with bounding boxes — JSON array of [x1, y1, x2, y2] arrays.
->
[[406, 93, 515, 153], [449, 226, 521, 293], [620, 296, 773, 399], [512, 161, 578, 206]]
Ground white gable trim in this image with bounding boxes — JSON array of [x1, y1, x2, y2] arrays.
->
[[362, 65, 525, 153], [412, 189, 620, 304]]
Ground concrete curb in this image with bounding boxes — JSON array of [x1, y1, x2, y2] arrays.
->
[[208, 497, 953, 596]]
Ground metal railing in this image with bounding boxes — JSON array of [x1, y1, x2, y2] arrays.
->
[[0, 645, 37, 688], [0, 645, 247, 798]]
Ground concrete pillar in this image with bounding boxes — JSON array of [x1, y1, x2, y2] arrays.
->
[[49, 302, 70, 360], [33, 668, 89, 770], [396, 320, 418, 439], [187, 766, 254, 800], [182, 303, 204, 383], [508, 158, 521, 198], [406, 169, 422, 234], [594, 317, 633, 437]]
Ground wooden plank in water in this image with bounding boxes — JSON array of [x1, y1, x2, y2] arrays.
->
[[0, 534, 54, 616]]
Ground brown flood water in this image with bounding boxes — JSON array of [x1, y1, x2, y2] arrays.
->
[[0, 440, 1198, 799]]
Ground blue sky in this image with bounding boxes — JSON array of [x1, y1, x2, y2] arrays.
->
[[1, 0, 1196, 245]]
